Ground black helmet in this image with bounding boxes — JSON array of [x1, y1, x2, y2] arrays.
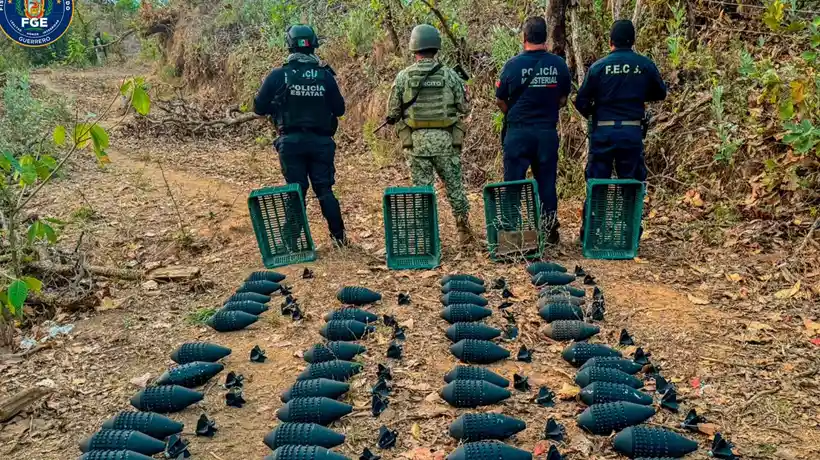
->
[[286, 24, 319, 50]]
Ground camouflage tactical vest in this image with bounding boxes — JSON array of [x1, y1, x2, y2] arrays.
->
[[402, 63, 458, 129]]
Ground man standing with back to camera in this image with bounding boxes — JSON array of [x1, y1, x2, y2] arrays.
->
[[254, 24, 349, 247], [574, 20, 667, 240], [496, 16, 572, 245]]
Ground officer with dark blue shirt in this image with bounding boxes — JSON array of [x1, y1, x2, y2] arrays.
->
[[254, 24, 348, 247], [574, 20, 666, 240], [575, 20, 667, 181], [496, 17, 571, 244]]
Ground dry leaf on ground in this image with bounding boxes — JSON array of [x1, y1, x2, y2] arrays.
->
[[774, 281, 801, 299], [557, 383, 581, 400]]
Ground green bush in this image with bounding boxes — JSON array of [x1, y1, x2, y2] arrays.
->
[[491, 26, 520, 71], [0, 71, 70, 157], [343, 6, 382, 57]]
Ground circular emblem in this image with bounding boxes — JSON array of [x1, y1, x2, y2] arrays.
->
[[1, 0, 74, 47]]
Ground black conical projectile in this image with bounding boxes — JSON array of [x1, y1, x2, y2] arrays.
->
[[561, 342, 622, 366], [527, 262, 568, 275], [246, 271, 286, 283], [324, 308, 379, 323], [579, 381, 653, 406], [102, 412, 184, 439], [297, 360, 363, 382], [78, 430, 165, 455], [221, 300, 269, 316], [440, 380, 511, 407], [336, 287, 381, 305], [538, 295, 585, 307], [540, 285, 585, 298], [444, 366, 509, 388], [580, 357, 643, 375], [276, 397, 352, 425], [577, 401, 656, 435], [446, 322, 502, 342], [225, 292, 270, 305], [264, 445, 350, 460], [170, 342, 231, 364], [281, 378, 350, 403], [449, 413, 526, 441], [446, 441, 532, 460], [531, 271, 576, 286], [238, 280, 281, 295], [207, 310, 258, 332], [441, 304, 493, 323], [319, 320, 374, 341], [303, 342, 366, 363], [441, 274, 484, 286], [78, 451, 156, 460], [156, 362, 224, 388], [441, 280, 486, 295], [538, 303, 584, 322], [450, 339, 509, 364], [575, 366, 643, 389], [543, 320, 600, 341], [263, 423, 346, 450], [129, 385, 203, 413], [613, 426, 698, 458], [441, 292, 488, 307]]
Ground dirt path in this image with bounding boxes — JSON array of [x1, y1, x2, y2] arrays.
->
[[1, 68, 816, 460]]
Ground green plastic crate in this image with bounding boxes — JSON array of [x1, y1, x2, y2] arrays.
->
[[383, 186, 441, 270], [483, 179, 543, 261], [582, 179, 646, 260], [248, 184, 316, 268]]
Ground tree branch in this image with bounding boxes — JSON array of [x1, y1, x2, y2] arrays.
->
[[418, 0, 468, 62]]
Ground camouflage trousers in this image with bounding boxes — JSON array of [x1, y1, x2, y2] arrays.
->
[[406, 151, 470, 219]]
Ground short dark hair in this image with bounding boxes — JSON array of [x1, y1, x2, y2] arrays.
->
[[416, 48, 438, 58], [523, 17, 547, 45], [610, 20, 636, 48]]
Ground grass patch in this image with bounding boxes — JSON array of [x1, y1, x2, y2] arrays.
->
[[186, 307, 217, 325], [72, 206, 97, 222]]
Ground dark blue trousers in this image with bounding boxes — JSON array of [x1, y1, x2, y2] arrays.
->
[[502, 127, 559, 219], [275, 133, 345, 241]]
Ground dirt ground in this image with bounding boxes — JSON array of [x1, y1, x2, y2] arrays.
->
[[0, 67, 817, 460]]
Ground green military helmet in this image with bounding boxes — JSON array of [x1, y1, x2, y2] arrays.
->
[[409, 24, 442, 52], [286, 24, 319, 50]]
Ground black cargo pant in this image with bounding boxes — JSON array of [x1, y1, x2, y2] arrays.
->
[[274, 133, 345, 241]]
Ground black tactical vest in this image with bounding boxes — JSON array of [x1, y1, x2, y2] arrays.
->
[[278, 61, 335, 135]]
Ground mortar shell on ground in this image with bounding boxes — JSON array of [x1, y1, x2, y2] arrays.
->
[[78, 451, 156, 460], [170, 342, 231, 364], [446, 322, 502, 342], [446, 441, 532, 460], [562, 342, 622, 366], [224, 292, 270, 305], [336, 286, 381, 305], [156, 361, 224, 388], [540, 285, 585, 298], [441, 304, 492, 323], [324, 308, 379, 323], [579, 381, 653, 406], [441, 280, 487, 294], [207, 310, 258, 332], [297, 360, 363, 382], [78, 430, 165, 455], [538, 294, 585, 307], [303, 342, 366, 364], [264, 445, 350, 460], [237, 280, 281, 295], [532, 271, 576, 286], [613, 426, 698, 458], [276, 397, 352, 425], [320, 320, 374, 341], [441, 291, 488, 307], [575, 366, 644, 389], [440, 274, 484, 286], [527, 261, 568, 275], [220, 300, 269, 316], [538, 303, 584, 322], [440, 380, 511, 407], [580, 357, 643, 374], [102, 411, 184, 439], [282, 378, 350, 402], [543, 320, 600, 341], [444, 365, 510, 387], [577, 401, 656, 435], [129, 385, 203, 413], [450, 339, 509, 364], [246, 271, 286, 283], [263, 422, 346, 449], [449, 413, 526, 442]]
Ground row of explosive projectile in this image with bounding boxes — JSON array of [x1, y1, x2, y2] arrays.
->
[[530, 261, 700, 459], [437, 274, 532, 460], [262, 286, 382, 460], [74, 270, 284, 458], [207, 271, 288, 332]]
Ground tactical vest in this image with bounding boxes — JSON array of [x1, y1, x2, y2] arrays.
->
[[278, 61, 335, 135], [402, 64, 458, 129]]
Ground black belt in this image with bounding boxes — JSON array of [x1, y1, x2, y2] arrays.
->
[[506, 122, 557, 129], [279, 127, 330, 136], [596, 120, 641, 127]]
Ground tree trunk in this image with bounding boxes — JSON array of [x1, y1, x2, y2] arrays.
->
[[384, 1, 401, 55], [568, 6, 586, 84], [545, 0, 569, 58], [612, 0, 625, 19], [632, 0, 644, 29]]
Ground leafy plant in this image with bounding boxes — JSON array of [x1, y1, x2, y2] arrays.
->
[[783, 120, 820, 155], [490, 26, 520, 71], [763, 0, 785, 31], [711, 86, 742, 164]]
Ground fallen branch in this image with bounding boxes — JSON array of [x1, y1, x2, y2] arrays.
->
[[192, 112, 264, 132], [0, 342, 53, 363], [418, 0, 469, 62], [28, 291, 99, 312], [0, 387, 52, 422], [28, 260, 142, 281]]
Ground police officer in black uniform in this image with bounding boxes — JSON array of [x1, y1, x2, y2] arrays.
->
[[574, 20, 667, 237], [254, 25, 348, 246], [496, 17, 572, 244]]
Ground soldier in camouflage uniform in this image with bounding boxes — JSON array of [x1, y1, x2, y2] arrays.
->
[[385, 24, 474, 244]]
